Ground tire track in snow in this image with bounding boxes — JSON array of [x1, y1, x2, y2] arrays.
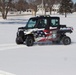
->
[[0, 43, 16, 47], [0, 43, 26, 51], [0, 70, 16, 75]]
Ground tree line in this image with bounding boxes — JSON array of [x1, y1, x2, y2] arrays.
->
[[0, 0, 76, 19]]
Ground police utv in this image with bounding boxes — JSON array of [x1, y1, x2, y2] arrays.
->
[[16, 16, 73, 46]]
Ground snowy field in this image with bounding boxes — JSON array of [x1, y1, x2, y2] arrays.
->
[[0, 13, 76, 75]]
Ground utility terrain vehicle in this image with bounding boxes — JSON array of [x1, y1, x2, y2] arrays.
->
[[16, 15, 73, 46]]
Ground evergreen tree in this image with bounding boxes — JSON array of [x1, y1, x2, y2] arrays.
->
[[59, 0, 73, 17]]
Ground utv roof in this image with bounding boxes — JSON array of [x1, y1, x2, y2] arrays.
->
[[30, 15, 60, 19]]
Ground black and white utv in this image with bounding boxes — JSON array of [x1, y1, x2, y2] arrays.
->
[[16, 15, 73, 46]]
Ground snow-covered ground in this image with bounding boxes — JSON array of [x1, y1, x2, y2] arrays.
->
[[0, 13, 76, 75]]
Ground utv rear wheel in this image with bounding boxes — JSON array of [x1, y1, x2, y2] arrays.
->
[[16, 37, 23, 44], [62, 36, 71, 45], [26, 36, 34, 46]]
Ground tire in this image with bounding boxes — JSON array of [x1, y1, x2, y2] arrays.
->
[[26, 36, 34, 46], [62, 36, 71, 45], [16, 37, 23, 44], [19, 31, 24, 37]]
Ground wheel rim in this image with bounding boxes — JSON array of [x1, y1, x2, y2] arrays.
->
[[64, 38, 70, 45], [28, 39, 33, 45]]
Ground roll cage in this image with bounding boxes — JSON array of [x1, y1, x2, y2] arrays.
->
[[25, 16, 60, 29]]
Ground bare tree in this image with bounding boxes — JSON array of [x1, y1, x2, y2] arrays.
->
[[16, 0, 28, 14], [28, 0, 61, 15], [44, 0, 61, 15], [0, 0, 12, 19], [28, 0, 37, 16], [73, 3, 76, 12], [31, 0, 60, 15], [29, 3, 37, 16]]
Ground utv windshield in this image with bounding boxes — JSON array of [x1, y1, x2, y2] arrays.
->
[[26, 18, 37, 29]]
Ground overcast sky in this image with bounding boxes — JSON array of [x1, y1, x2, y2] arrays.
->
[[73, 0, 76, 3]]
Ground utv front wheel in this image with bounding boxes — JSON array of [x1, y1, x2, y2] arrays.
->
[[62, 36, 71, 45], [16, 37, 23, 44], [26, 36, 34, 46]]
